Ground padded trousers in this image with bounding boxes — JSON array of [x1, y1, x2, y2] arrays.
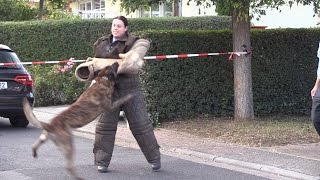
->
[[312, 89, 320, 136], [93, 75, 160, 167]]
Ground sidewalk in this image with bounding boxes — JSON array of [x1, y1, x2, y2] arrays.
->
[[33, 105, 320, 180]]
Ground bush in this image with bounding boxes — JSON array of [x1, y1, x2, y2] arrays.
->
[[27, 63, 86, 106], [0, 0, 37, 21], [139, 30, 234, 120]]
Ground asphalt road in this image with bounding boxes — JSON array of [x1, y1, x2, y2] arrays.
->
[[0, 120, 274, 180]]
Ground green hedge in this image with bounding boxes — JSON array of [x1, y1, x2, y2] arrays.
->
[[0, 16, 231, 63], [0, 16, 231, 107], [128, 16, 232, 31], [251, 29, 317, 116], [0, 17, 317, 121], [140, 29, 318, 120], [139, 30, 234, 119]]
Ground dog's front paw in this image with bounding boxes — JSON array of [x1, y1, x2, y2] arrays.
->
[[32, 148, 38, 158]]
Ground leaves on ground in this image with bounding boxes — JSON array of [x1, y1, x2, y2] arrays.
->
[[160, 116, 320, 147]]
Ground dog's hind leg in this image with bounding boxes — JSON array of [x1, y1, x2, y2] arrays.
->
[[53, 132, 82, 180], [32, 130, 49, 158], [64, 140, 83, 180]]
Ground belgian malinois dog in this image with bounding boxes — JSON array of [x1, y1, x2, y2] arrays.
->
[[23, 62, 132, 180]]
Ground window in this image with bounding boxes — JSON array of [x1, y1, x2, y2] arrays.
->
[[142, 1, 173, 17], [151, 3, 160, 17], [94, 0, 105, 10], [80, 3, 85, 11], [79, 1, 91, 11], [86, 2, 91, 10], [78, 0, 106, 19], [164, 2, 173, 16], [94, 0, 100, 9], [101, 0, 105, 9]]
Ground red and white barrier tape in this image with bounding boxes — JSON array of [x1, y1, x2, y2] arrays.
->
[[144, 52, 247, 60], [0, 59, 84, 66], [0, 51, 249, 66]]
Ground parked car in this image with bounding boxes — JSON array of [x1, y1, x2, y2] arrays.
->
[[0, 44, 34, 127]]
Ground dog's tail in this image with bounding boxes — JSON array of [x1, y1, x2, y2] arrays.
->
[[22, 98, 45, 129]]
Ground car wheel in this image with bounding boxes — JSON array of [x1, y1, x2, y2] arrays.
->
[[9, 116, 29, 128]]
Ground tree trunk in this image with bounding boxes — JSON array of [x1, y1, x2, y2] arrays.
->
[[172, 0, 179, 16], [38, 0, 45, 20], [232, 7, 254, 120]]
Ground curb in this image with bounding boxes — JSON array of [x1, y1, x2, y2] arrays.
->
[[74, 128, 320, 180], [171, 148, 319, 180]]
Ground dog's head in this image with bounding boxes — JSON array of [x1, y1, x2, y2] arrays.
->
[[96, 62, 119, 81]]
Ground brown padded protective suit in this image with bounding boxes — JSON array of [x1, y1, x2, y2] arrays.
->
[[91, 35, 160, 167]]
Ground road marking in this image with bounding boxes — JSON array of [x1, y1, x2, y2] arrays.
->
[[0, 171, 32, 180]]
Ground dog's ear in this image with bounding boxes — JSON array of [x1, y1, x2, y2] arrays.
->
[[94, 69, 102, 77], [107, 62, 119, 79], [111, 62, 119, 73]]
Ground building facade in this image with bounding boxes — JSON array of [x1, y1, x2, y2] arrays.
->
[[26, 0, 318, 29], [69, 0, 216, 19]]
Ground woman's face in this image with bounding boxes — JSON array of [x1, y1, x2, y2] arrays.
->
[[111, 19, 127, 39]]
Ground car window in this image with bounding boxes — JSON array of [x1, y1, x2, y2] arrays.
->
[[0, 50, 21, 68]]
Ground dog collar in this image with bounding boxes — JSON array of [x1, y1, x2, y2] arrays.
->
[[102, 76, 109, 81]]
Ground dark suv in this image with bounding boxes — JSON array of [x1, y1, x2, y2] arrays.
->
[[0, 44, 34, 127]]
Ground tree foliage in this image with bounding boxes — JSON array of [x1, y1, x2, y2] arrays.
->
[[214, 0, 320, 21], [47, 0, 68, 9], [44, 0, 80, 20], [38, 0, 78, 20], [116, 0, 152, 14], [116, 0, 320, 21], [0, 0, 74, 21], [0, 0, 37, 21]]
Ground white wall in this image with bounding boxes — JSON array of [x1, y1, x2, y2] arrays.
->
[[181, 1, 216, 17], [251, 4, 318, 29], [180, 3, 318, 29]]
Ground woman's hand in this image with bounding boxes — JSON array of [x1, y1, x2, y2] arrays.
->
[[311, 80, 320, 97], [311, 85, 318, 97]]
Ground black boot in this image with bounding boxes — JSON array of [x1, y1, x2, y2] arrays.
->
[[97, 165, 108, 173], [133, 131, 161, 171], [150, 159, 161, 171]]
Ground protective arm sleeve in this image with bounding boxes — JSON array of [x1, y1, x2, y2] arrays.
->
[[74, 57, 121, 82], [117, 39, 150, 74]]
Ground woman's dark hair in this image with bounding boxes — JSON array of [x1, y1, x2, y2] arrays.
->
[[113, 16, 128, 27]]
